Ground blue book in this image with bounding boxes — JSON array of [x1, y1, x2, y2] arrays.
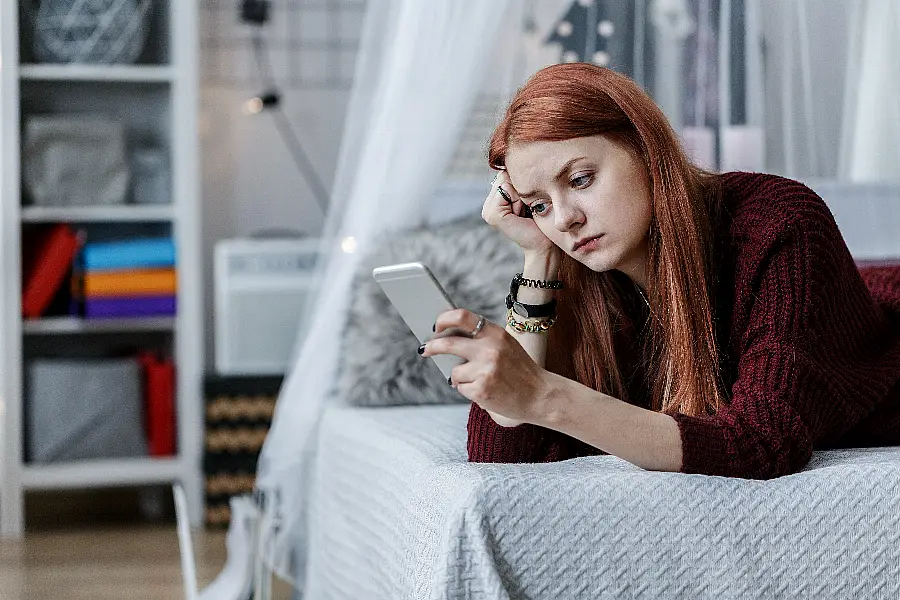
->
[[83, 238, 176, 271]]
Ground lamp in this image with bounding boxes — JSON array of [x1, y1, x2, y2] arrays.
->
[[237, 0, 330, 214], [242, 90, 280, 115]]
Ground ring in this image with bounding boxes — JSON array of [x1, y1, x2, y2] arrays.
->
[[497, 186, 512, 203], [470, 315, 486, 338]]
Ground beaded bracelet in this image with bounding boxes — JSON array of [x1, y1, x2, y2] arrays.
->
[[506, 307, 556, 333]]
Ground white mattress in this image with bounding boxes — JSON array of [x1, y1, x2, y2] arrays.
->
[[304, 404, 900, 599]]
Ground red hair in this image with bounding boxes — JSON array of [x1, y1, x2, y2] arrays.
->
[[489, 63, 728, 417]]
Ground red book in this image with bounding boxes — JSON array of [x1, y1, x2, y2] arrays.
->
[[139, 353, 177, 456], [22, 224, 80, 318]]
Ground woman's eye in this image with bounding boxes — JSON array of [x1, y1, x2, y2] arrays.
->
[[571, 174, 593, 188], [530, 202, 549, 216]]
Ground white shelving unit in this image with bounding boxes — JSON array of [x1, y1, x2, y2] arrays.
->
[[23, 316, 176, 335], [19, 63, 175, 83], [21, 456, 183, 490], [21, 204, 176, 223], [0, 1, 203, 536]]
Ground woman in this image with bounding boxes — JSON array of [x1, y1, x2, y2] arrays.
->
[[419, 63, 900, 479]]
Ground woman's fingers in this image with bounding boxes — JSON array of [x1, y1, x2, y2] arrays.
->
[[491, 170, 525, 215], [448, 362, 478, 387], [433, 309, 495, 338], [421, 333, 480, 361]]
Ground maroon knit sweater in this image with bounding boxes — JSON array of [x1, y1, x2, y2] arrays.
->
[[467, 172, 900, 479]]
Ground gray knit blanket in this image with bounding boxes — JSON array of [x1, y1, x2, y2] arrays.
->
[[304, 404, 900, 599]]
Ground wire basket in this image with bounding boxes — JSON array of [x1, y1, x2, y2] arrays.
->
[[32, 0, 153, 64]]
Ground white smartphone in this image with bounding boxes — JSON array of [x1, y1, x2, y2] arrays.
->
[[372, 262, 467, 380]]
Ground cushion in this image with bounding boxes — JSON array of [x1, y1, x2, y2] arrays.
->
[[335, 214, 522, 406]]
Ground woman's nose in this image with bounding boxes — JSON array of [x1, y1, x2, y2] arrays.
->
[[554, 202, 585, 232]]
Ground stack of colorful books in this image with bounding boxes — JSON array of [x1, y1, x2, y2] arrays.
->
[[78, 237, 177, 319]]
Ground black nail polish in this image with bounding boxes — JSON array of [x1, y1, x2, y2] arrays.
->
[[448, 376, 453, 386], [432, 322, 436, 332], [417, 344, 425, 355]]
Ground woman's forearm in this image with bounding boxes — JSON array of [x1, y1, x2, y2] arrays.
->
[[531, 370, 684, 472], [489, 250, 561, 427]]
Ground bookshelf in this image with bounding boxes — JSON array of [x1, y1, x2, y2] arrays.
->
[[23, 316, 176, 335], [18, 63, 176, 83], [20, 204, 176, 223], [0, 0, 203, 536]]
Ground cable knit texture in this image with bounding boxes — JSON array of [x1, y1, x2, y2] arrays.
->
[[467, 172, 900, 479]]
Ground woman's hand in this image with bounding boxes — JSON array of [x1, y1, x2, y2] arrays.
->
[[422, 308, 552, 426], [483, 170, 555, 256]]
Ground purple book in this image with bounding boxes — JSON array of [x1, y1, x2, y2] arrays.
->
[[84, 295, 177, 319]]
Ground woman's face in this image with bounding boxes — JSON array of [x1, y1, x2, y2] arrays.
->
[[504, 134, 653, 287]]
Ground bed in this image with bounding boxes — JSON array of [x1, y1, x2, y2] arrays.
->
[[303, 403, 900, 599]]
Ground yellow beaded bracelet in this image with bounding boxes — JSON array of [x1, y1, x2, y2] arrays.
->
[[506, 307, 556, 333]]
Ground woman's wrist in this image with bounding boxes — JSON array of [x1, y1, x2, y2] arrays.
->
[[522, 248, 561, 277], [518, 249, 561, 304], [486, 409, 526, 428]]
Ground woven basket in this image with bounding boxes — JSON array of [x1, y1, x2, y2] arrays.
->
[[33, 0, 152, 64]]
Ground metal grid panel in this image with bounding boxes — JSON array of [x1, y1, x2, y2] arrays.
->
[[200, 0, 365, 89]]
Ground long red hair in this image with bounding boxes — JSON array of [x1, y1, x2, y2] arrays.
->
[[488, 63, 728, 417]]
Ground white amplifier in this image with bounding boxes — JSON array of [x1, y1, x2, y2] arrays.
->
[[214, 237, 322, 375]]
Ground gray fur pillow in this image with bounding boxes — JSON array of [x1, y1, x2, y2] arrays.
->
[[335, 214, 522, 406]]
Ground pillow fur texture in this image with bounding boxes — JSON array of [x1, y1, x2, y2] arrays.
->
[[335, 214, 522, 406]]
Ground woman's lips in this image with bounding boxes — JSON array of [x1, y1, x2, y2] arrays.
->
[[573, 235, 603, 252]]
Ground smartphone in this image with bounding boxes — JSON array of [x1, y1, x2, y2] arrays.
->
[[372, 262, 467, 380]]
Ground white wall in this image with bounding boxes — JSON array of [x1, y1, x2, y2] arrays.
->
[[199, 0, 364, 367], [199, 85, 351, 366]]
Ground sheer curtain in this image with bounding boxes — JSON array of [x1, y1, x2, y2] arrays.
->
[[253, 0, 511, 586], [755, 0, 900, 259], [839, 0, 900, 182], [760, 0, 900, 183]]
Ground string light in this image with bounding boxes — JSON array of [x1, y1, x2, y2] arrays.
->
[[242, 91, 280, 116], [341, 237, 358, 253], [598, 20, 615, 38], [243, 97, 263, 115], [592, 51, 610, 66]]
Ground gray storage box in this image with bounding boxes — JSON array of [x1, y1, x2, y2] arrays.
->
[[26, 358, 147, 463], [22, 115, 129, 207]]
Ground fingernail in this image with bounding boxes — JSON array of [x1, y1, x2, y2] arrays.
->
[[432, 322, 436, 332], [447, 376, 453, 386], [417, 344, 425, 355]]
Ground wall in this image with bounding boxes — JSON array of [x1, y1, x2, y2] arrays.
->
[[199, 0, 363, 367]]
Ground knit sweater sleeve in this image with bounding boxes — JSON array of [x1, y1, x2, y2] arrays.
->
[[672, 193, 878, 479], [467, 402, 605, 463]]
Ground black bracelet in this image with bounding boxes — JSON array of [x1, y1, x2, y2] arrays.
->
[[505, 294, 557, 318], [513, 272, 564, 290]]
